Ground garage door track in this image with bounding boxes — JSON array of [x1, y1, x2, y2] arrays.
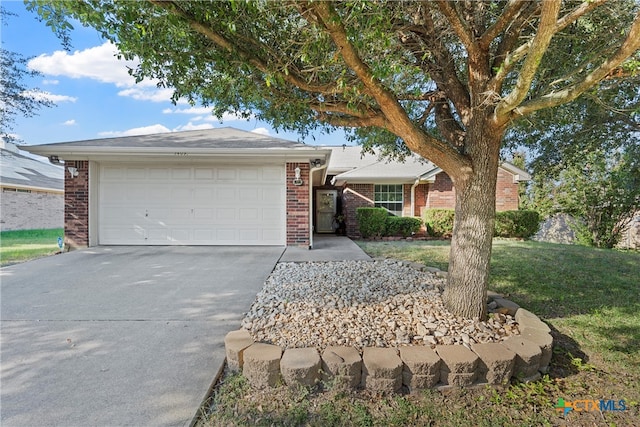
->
[[0, 246, 283, 427]]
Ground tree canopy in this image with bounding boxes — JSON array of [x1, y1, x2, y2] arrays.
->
[[1, 8, 55, 143], [28, 0, 640, 319]]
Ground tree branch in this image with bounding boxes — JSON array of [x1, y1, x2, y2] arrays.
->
[[493, 0, 607, 85], [479, 0, 528, 50], [511, 11, 640, 118], [495, 0, 561, 119], [302, 1, 471, 172], [400, 7, 471, 123], [149, 0, 340, 96], [435, 1, 477, 55]]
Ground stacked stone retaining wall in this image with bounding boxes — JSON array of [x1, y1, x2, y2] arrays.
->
[[225, 294, 553, 392]]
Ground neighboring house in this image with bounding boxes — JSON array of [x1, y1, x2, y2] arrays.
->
[[315, 146, 531, 238], [23, 128, 331, 249], [21, 128, 531, 249], [0, 141, 64, 231]]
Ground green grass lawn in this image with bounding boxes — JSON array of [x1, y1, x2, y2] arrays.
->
[[201, 239, 640, 427], [0, 228, 64, 266]]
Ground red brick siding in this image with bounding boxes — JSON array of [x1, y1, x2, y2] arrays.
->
[[286, 163, 310, 247], [400, 183, 429, 217], [425, 173, 455, 209], [64, 160, 89, 249], [495, 168, 519, 211], [343, 184, 374, 238], [415, 184, 428, 217]]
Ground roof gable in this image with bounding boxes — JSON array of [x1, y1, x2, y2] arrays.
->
[[326, 146, 531, 184]]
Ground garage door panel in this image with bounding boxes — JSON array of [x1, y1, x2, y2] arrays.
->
[[148, 168, 170, 179], [238, 169, 259, 181], [99, 164, 286, 245], [126, 168, 146, 179], [194, 168, 215, 179], [239, 188, 258, 201], [171, 168, 191, 179], [101, 226, 146, 243], [217, 168, 237, 180], [262, 167, 283, 182]]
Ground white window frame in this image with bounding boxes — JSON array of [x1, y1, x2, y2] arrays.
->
[[374, 184, 403, 216]]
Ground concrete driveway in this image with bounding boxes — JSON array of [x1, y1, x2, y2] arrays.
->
[[0, 246, 283, 427]]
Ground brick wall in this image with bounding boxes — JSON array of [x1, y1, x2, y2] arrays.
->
[[286, 163, 310, 247], [64, 161, 89, 249], [343, 184, 374, 238], [424, 169, 519, 212], [401, 183, 429, 217], [0, 189, 63, 231], [425, 173, 455, 209], [495, 168, 519, 211]]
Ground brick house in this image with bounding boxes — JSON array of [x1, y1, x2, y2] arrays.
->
[[0, 141, 64, 231], [24, 128, 331, 249], [314, 146, 530, 238], [22, 128, 530, 249]]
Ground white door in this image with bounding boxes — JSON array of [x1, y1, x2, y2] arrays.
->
[[315, 190, 337, 233], [98, 164, 285, 245]]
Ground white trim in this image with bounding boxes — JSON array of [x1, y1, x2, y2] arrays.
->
[[89, 161, 99, 247]]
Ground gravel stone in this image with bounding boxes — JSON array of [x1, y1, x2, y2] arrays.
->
[[242, 260, 520, 351]]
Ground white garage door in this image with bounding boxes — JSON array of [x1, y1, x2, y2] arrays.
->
[[98, 164, 285, 245]]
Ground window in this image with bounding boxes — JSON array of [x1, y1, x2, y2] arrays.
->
[[374, 184, 403, 216]]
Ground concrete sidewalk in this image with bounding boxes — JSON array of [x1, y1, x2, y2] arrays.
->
[[280, 235, 371, 262], [0, 246, 283, 427]]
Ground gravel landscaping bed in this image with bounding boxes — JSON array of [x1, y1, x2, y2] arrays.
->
[[241, 260, 520, 350]]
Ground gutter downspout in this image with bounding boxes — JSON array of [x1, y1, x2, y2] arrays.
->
[[411, 179, 420, 217], [309, 161, 328, 249]]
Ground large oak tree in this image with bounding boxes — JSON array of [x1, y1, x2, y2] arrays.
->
[[30, 0, 640, 319]]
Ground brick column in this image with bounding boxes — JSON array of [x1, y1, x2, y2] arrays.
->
[[286, 163, 310, 247], [64, 160, 89, 249]]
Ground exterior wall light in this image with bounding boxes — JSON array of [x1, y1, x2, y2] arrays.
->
[[67, 166, 79, 178], [293, 166, 303, 186]]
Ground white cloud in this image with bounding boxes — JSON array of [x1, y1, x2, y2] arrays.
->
[[173, 122, 215, 132], [95, 121, 225, 138], [251, 127, 270, 136], [98, 124, 171, 138], [162, 106, 253, 122], [163, 106, 213, 115], [28, 42, 142, 88], [27, 42, 175, 102], [42, 79, 59, 85], [62, 119, 76, 126], [22, 90, 77, 103], [117, 87, 175, 103]]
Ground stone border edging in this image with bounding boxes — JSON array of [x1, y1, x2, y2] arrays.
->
[[225, 263, 553, 392]]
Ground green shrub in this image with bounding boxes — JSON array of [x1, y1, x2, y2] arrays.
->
[[356, 207, 388, 238], [385, 216, 423, 237], [423, 209, 455, 237], [494, 210, 540, 238]]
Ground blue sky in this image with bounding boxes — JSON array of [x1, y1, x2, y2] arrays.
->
[[2, 1, 348, 147]]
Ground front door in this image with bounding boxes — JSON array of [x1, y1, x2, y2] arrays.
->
[[315, 190, 337, 233]]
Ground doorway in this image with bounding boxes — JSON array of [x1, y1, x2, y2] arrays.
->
[[315, 189, 337, 233]]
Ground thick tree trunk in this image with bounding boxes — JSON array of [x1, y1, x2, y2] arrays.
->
[[442, 118, 503, 320]]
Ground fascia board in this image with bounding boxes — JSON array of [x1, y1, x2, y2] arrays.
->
[[20, 146, 332, 163]]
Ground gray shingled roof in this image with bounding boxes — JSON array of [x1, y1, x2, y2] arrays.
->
[[0, 145, 63, 191], [23, 127, 308, 150]]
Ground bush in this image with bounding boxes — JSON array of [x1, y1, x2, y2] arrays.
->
[[385, 216, 423, 237], [356, 207, 388, 238], [423, 208, 540, 239], [423, 209, 455, 237], [494, 210, 540, 238]]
